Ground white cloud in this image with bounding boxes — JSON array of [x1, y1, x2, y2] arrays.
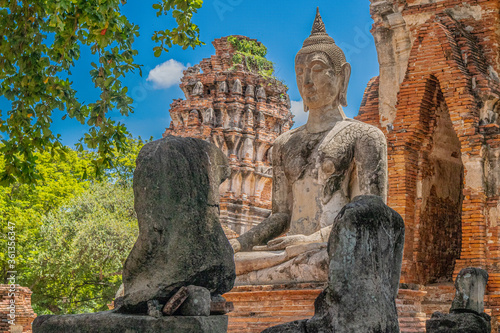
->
[[146, 59, 187, 89], [290, 100, 308, 128]]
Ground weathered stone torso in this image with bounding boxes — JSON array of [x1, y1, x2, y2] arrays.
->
[[282, 125, 349, 236], [276, 119, 385, 236], [234, 118, 387, 284], [120, 136, 235, 313]]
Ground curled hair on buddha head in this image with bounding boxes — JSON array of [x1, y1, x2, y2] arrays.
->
[[297, 7, 347, 74], [297, 8, 351, 108]]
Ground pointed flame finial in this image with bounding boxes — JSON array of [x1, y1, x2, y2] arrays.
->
[[298, 8, 347, 75], [302, 7, 335, 47], [311, 7, 327, 35]]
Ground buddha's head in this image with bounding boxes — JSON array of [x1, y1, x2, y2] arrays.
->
[[295, 8, 351, 112]]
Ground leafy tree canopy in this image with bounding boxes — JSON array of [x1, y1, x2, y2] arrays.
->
[[32, 182, 137, 314], [0, 138, 145, 314], [0, 148, 93, 284], [0, 0, 203, 185]]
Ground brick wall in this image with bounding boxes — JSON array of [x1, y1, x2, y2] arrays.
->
[[226, 283, 499, 332], [225, 284, 321, 333], [0, 285, 36, 333], [225, 284, 431, 333]]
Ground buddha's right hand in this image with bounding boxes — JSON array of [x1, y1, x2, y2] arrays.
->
[[265, 234, 309, 251], [229, 239, 241, 253]]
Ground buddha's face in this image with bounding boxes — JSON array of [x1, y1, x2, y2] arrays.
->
[[295, 52, 346, 110]]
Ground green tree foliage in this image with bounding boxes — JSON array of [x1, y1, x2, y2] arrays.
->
[[152, 0, 204, 56], [227, 36, 267, 57], [0, 0, 203, 185], [32, 182, 137, 314], [105, 136, 150, 185], [0, 138, 145, 313], [0, 149, 93, 283]]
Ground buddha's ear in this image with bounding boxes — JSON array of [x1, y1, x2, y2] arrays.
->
[[303, 100, 309, 113], [339, 63, 351, 107]]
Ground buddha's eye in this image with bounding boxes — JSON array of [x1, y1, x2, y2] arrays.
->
[[296, 67, 304, 75], [312, 64, 325, 72]]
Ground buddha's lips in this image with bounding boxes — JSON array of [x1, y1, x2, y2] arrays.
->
[[303, 88, 318, 96], [305, 94, 318, 101]]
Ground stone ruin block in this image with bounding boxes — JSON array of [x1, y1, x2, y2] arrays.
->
[[426, 267, 491, 333]]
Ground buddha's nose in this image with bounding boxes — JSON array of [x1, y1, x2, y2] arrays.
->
[[304, 69, 313, 87]]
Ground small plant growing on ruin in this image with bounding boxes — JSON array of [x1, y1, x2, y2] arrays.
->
[[232, 53, 243, 64], [227, 36, 285, 85]]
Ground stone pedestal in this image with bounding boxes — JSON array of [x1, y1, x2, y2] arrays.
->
[[426, 311, 491, 333], [396, 287, 428, 332], [224, 283, 324, 333], [33, 311, 228, 333]]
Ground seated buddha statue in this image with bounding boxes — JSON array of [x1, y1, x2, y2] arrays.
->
[[230, 9, 388, 285]]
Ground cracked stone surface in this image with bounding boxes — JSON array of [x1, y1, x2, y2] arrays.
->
[[33, 311, 228, 333], [119, 136, 235, 313], [177, 285, 211, 317], [426, 311, 491, 333], [426, 267, 491, 333], [450, 267, 489, 314], [237, 118, 388, 252]]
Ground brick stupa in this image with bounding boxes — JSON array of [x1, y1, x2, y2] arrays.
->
[[163, 36, 293, 236]]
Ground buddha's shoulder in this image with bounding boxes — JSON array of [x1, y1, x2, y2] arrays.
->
[[326, 118, 385, 141], [273, 126, 305, 148]]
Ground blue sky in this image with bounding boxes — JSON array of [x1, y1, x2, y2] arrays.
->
[[6, 0, 380, 147]]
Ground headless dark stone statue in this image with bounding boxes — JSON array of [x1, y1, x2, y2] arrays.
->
[[262, 195, 405, 333]]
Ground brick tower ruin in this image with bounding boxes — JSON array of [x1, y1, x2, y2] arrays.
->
[[163, 36, 293, 236], [0, 285, 36, 333], [356, 0, 500, 330]]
